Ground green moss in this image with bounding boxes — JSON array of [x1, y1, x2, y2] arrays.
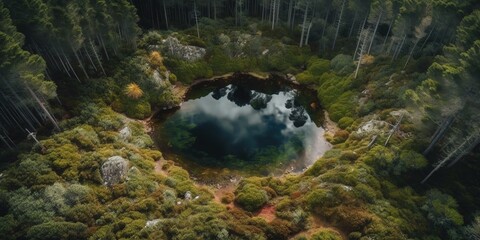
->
[[235, 183, 268, 212], [311, 229, 342, 240]]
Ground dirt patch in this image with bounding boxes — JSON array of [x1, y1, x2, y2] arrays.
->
[[323, 111, 340, 138], [256, 204, 276, 222]]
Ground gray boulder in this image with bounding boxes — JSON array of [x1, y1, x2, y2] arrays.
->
[[102, 156, 129, 186]]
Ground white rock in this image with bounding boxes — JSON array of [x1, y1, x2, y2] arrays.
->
[[145, 219, 160, 228], [119, 127, 131, 140]]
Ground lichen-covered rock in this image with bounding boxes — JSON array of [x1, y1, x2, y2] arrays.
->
[[101, 156, 129, 186], [162, 36, 206, 61], [356, 119, 389, 135], [145, 219, 160, 228], [119, 126, 131, 140]]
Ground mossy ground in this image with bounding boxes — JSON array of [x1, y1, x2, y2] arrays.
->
[[0, 22, 476, 239]]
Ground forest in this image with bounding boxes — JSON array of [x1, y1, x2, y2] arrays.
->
[[0, 0, 479, 239]]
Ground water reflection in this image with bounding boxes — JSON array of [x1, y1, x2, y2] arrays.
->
[[155, 83, 331, 177]]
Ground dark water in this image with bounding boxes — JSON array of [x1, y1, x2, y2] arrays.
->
[[152, 76, 331, 180]]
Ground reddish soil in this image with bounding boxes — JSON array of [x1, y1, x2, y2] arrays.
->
[[256, 204, 276, 222]]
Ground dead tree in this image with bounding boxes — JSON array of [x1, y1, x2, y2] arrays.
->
[[421, 130, 480, 184], [423, 115, 455, 155], [384, 113, 404, 146], [354, 28, 371, 79], [0, 133, 15, 150]]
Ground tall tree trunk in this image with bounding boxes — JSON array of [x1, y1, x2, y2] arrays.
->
[[422, 132, 480, 183], [275, 0, 281, 25], [53, 46, 72, 77], [353, 15, 368, 60], [403, 39, 420, 69], [419, 25, 435, 52], [355, 28, 370, 79], [194, 1, 200, 38], [60, 47, 81, 82], [423, 116, 455, 155], [83, 45, 98, 71], [271, 0, 276, 29], [287, 0, 294, 27], [71, 45, 89, 79], [163, 0, 169, 29], [305, 21, 313, 45], [367, 10, 383, 54], [213, 0, 217, 20], [98, 35, 110, 60], [25, 85, 60, 131], [381, 18, 395, 53], [299, 3, 309, 47], [89, 38, 107, 75], [348, 11, 358, 38], [332, 0, 346, 50], [392, 34, 406, 61]]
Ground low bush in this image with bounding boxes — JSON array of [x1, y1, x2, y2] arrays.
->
[[235, 183, 269, 212]]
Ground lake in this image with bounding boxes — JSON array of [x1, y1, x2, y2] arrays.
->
[[152, 74, 331, 182]]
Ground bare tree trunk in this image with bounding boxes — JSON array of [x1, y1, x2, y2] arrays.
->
[[355, 28, 370, 79], [25, 85, 60, 131], [305, 21, 313, 45], [422, 131, 480, 183], [332, 0, 346, 50], [89, 38, 107, 75], [163, 0, 169, 29], [53, 46, 72, 77], [403, 39, 419, 69], [385, 113, 404, 146], [381, 18, 394, 53], [419, 25, 435, 52], [299, 3, 309, 47], [194, 1, 200, 38], [353, 15, 368, 60], [392, 34, 406, 61], [98, 35, 110, 60], [367, 10, 383, 54], [60, 47, 81, 82], [275, 0, 281, 25], [287, 0, 294, 27], [348, 11, 358, 38], [83, 45, 98, 71], [0, 133, 14, 150], [271, 0, 276, 29], [423, 116, 455, 155], [71, 45, 89, 79]]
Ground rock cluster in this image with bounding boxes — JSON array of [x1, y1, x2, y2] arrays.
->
[[162, 36, 206, 61]]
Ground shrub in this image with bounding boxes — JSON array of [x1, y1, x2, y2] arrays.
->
[[221, 192, 235, 204], [124, 83, 144, 99], [332, 130, 349, 144], [26, 221, 88, 240], [311, 229, 342, 240], [266, 219, 292, 240], [123, 99, 151, 119], [235, 184, 268, 212], [338, 117, 354, 129], [307, 57, 330, 76], [393, 150, 428, 175], [330, 54, 355, 75]]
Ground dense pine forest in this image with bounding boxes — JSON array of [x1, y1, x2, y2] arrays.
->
[[0, 0, 479, 239]]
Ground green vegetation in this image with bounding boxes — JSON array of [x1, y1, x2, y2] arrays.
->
[[235, 183, 269, 212], [0, 0, 479, 239]]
